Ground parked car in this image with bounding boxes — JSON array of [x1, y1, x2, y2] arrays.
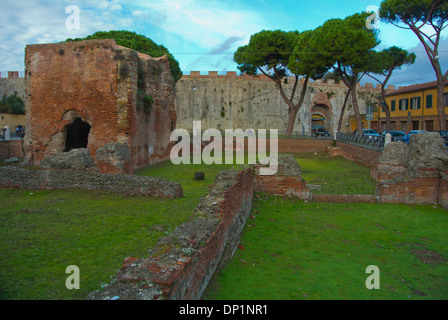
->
[[435, 130, 448, 147], [381, 131, 406, 141], [354, 129, 381, 139], [314, 128, 331, 137], [403, 130, 426, 144]]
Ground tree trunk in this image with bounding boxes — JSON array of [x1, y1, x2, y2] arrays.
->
[[379, 100, 392, 132], [408, 25, 447, 131], [436, 78, 447, 131], [274, 74, 309, 137], [285, 106, 299, 137], [350, 86, 363, 135], [384, 107, 391, 132], [337, 88, 351, 133]]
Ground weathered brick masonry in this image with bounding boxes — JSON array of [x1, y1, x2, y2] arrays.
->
[[254, 154, 309, 199], [375, 133, 448, 208], [23, 39, 176, 174], [88, 168, 254, 300], [334, 141, 382, 168], [0, 140, 24, 161], [0, 166, 183, 198]]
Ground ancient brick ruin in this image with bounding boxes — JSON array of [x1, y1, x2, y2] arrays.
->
[[88, 168, 255, 300], [374, 132, 448, 208], [23, 39, 177, 174], [254, 154, 309, 199]]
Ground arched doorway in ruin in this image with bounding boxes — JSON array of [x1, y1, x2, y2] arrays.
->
[[47, 110, 92, 154], [64, 117, 91, 152]]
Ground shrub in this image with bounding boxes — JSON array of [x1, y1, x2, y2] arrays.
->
[[0, 93, 25, 115]]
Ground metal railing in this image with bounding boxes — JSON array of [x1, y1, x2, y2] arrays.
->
[[336, 133, 403, 151]]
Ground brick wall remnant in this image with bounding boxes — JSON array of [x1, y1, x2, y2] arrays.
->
[[0, 166, 183, 198], [0, 140, 24, 161], [334, 141, 382, 168], [375, 132, 448, 207], [254, 154, 309, 199], [88, 168, 254, 300], [23, 39, 177, 174]]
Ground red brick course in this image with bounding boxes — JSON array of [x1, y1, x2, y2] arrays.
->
[[0, 140, 24, 161], [335, 141, 381, 168], [279, 139, 333, 154], [255, 175, 307, 198]]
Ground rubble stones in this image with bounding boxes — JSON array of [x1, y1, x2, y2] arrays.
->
[[40, 148, 97, 170], [0, 166, 183, 198]]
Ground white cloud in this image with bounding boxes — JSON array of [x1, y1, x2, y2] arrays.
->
[[133, 0, 265, 50], [0, 0, 133, 72]]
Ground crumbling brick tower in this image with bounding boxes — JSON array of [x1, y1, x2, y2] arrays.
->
[[23, 39, 177, 174]]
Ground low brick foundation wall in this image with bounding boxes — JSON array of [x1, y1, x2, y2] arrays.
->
[[0, 167, 183, 198], [335, 141, 381, 168], [279, 139, 333, 154], [88, 168, 254, 300], [0, 140, 24, 161], [254, 154, 309, 199], [374, 134, 448, 209], [376, 166, 440, 205]]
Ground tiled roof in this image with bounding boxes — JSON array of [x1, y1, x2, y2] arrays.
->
[[385, 79, 448, 97]]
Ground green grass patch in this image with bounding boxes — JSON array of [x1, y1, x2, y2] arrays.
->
[[0, 189, 194, 299], [295, 153, 376, 195], [0, 153, 411, 300], [205, 195, 448, 300], [0, 159, 235, 300]]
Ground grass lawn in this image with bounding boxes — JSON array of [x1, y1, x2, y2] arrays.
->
[[205, 195, 448, 300], [295, 153, 376, 195], [1, 152, 446, 300], [0, 159, 235, 300]]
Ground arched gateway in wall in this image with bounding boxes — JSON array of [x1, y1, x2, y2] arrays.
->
[[310, 92, 333, 134]]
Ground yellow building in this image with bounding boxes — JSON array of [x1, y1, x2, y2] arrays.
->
[[373, 80, 448, 133], [1, 113, 26, 130]]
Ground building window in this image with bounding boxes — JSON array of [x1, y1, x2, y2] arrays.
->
[[399, 98, 408, 111], [412, 120, 420, 130], [401, 121, 408, 132], [391, 121, 396, 130], [444, 93, 448, 107], [390, 100, 396, 111], [426, 94, 433, 108], [410, 97, 421, 110]]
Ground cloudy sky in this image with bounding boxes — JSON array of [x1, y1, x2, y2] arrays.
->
[[0, 0, 447, 86]]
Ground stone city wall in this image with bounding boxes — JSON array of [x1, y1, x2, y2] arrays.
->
[[176, 71, 383, 136], [0, 77, 26, 101]]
